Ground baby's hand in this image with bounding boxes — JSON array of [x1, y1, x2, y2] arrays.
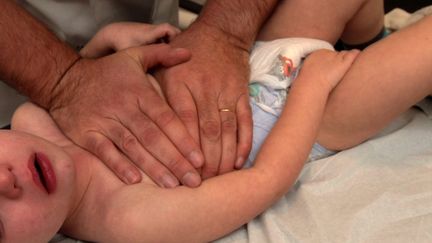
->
[[301, 49, 360, 91], [80, 22, 181, 58]]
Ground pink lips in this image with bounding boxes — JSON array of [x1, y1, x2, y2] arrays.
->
[[28, 153, 57, 194]]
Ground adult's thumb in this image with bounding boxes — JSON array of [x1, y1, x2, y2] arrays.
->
[[134, 43, 191, 69]]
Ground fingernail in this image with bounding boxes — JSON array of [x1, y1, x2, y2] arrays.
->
[[189, 151, 204, 168], [182, 172, 201, 187], [174, 47, 187, 53], [162, 174, 179, 188], [125, 171, 140, 184], [235, 157, 244, 169]]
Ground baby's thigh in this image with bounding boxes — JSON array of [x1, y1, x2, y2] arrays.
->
[[258, 0, 370, 43]]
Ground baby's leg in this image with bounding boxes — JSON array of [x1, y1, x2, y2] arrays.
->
[[318, 16, 432, 150], [257, 0, 384, 46]]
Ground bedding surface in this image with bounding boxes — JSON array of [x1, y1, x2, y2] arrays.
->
[[216, 107, 432, 243]]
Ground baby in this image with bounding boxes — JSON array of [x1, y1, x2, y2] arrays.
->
[[4, 0, 432, 241], [0, 22, 358, 241]]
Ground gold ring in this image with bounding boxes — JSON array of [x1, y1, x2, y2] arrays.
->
[[219, 108, 232, 112]]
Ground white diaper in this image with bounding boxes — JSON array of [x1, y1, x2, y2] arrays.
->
[[244, 38, 336, 168], [249, 38, 334, 115]]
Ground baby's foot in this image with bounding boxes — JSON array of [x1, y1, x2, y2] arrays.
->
[[301, 49, 360, 90]]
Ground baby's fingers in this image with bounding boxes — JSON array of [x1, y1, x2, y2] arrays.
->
[[327, 49, 361, 88], [339, 49, 360, 66], [153, 23, 181, 42], [147, 23, 181, 43]]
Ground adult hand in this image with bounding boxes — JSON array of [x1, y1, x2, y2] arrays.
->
[[49, 44, 204, 188], [155, 25, 253, 179]]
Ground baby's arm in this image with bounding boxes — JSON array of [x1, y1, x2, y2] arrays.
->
[[80, 22, 181, 58]]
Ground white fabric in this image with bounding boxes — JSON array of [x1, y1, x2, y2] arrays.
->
[[216, 108, 432, 243], [385, 6, 432, 30]]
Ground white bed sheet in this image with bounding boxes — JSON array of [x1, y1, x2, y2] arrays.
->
[[216, 107, 432, 243]]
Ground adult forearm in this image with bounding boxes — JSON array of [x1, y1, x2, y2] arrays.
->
[[193, 0, 278, 50], [0, 0, 79, 108]]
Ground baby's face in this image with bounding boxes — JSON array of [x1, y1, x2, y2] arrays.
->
[[0, 130, 76, 242]]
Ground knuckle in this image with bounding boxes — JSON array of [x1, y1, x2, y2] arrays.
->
[[165, 155, 185, 172], [219, 163, 234, 174], [121, 134, 139, 153], [237, 110, 252, 123], [83, 135, 99, 152], [134, 156, 148, 169], [221, 115, 237, 133], [112, 161, 133, 176], [154, 171, 168, 184], [201, 120, 221, 141], [107, 125, 121, 137], [143, 162, 165, 180], [93, 139, 113, 158], [155, 110, 176, 128], [238, 143, 252, 156], [139, 126, 161, 147], [143, 94, 163, 107], [136, 156, 172, 183], [226, 145, 237, 156], [176, 109, 197, 123], [204, 165, 219, 177]]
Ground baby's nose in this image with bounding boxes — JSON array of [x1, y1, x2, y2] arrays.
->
[[0, 165, 21, 199]]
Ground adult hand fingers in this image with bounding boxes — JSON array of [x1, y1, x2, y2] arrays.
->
[[83, 131, 142, 184], [126, 94, 203, 187], [53, 46, 202, 188], [217, 90, 252, 173], [153, 34, 253, 178], [133, 44, 191, 69], [134, 44, 204, 166], [234, 94, 253, 169], [164, 83, 201, 145], [99, 119, 183, 188], [217, 105, 237, 174], [196, 91, 223, 179]]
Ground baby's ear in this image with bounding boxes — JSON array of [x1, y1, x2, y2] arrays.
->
[[11, 102, 73, 147]]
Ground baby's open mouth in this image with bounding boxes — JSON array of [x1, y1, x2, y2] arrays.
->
[[34, 155, 49, 192], [28, 153, 57, 194]]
